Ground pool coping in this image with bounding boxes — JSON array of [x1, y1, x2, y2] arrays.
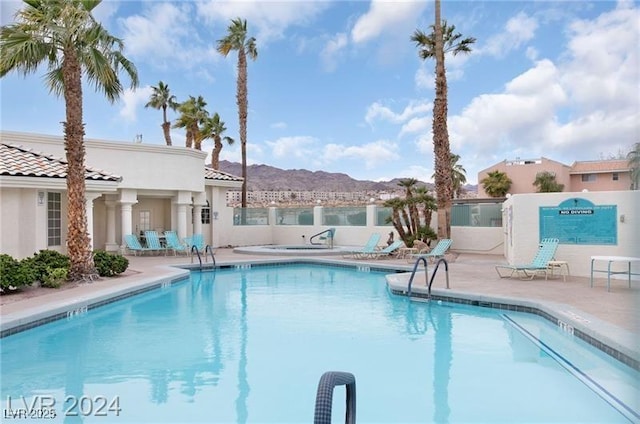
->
[[1, 258, 638, 372]]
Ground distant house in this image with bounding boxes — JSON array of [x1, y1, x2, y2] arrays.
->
[[477, 157, 571, 198], [0, 131, 243, 259], [569, 159, 632, 192], [477, 157, 632, 197]]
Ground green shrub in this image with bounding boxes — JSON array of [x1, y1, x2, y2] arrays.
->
[[42, 267, 68, 288], [93, 250, 129, 277], [0, 254, 36, 292], [24, 250, 70, 283]]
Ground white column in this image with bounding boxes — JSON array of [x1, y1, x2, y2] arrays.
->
[[104, 195, 118, 252], [120, 202, 134, 242], [85, 193, 102, 251], [193, 204, 203, 236], [176, 203, 188, 240]]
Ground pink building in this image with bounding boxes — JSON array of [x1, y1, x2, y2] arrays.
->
[[477, 157, 633, 197]]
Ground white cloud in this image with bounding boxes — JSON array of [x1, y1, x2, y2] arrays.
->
[[118, 3, 215, 69], [270, 122, 287, 130], [196, 0, 328, 45], [480, 12, 539, 58], [351, 0, 427, 44], [365, 100, 432, 126], [119, 86, 154, 122], [266, 136, 317, 159], [400, 116, 431, 137], [320, 32, 348, 72], [322, 140, 400, 169], [415, 65, 434, 90]]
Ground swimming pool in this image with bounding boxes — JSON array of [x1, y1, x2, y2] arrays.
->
[[1, 263, 638, 423]]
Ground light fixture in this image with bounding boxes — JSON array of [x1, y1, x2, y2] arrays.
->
[[213, 211, 219, 221], [38, 191, 45, 205]]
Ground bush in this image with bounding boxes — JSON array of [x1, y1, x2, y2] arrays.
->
[[0, 254, 36, 292], [42, 267, 68, 288], [24, 250, 70, 283], [93, 250, 129, 277]]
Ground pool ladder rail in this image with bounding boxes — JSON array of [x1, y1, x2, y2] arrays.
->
[[407, 257, 450, 300], [191, 245, 216, 269], [310, 228, 335, 249], [314, 371, 356, 424]]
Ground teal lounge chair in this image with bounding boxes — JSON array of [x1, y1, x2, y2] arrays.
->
[[144, 230, 168, 255], [410, 239, 453, 263], [124, 234, 153, 256], [184, 234, 205, 253], [495, 238, 560, 280], [164, 230, 189, 255], [372, 240, 404, 259], [343, 233, 381, 259]]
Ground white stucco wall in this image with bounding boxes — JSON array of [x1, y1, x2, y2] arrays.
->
[[502, 191, 639, 278]]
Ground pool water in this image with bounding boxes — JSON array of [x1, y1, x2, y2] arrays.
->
[[1, 263, 638, 423]]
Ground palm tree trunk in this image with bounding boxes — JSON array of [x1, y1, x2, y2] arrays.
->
[[62, 49, 95, 280], [238, 49, 248, 208], [433, 0, 453, 239], [161, 121, 172, 146], [212, 136, 222, 169]]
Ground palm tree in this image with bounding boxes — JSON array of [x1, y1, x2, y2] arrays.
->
[[412, 2, 475, 238], [202, 113, 235, 169], [174, 95, 208, 149], [432, 153, 467, 198], [145, 81, 178, 146], [0, 0, 138, 280], [217, 18, 258, 208], [627, 142, 640, 190], [533, 171, 564, 193], [398, 178, 420, 234], [481, 171, 512, 198], [384, 182, 437, 247]]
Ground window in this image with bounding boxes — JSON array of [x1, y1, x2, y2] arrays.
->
[[581, 174, 596, 182], [612, 172, 619, 181], [139, 211, 150, 234], [47, 192, 61, 246], [201, 200, 211, 224]]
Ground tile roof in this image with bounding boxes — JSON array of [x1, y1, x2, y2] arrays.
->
[[0, 143, 121, 181], [570, 159, 630, 174], [204, 166, 243, 182]]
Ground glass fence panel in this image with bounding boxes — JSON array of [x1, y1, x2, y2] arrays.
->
[[233, 208, 269, 225], [322, 207, 367, 226], [375, 207, 394, 226], [451, 203, 502, 227], [276, 208, 314, 225]]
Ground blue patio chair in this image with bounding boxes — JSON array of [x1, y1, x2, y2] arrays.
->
[[372, 240, 405, 259], [342, 233, 381, 259], [410, 239, 453, 263], [495, 238, 560, 280], [123, 234, 153, 256], [144, 230, 168, 255], [184, 233, 205, 253], [164, 230, 189, 256]]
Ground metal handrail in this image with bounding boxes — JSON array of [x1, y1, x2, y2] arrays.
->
[[314, 371, 356, 424], [205, 245, 216, 266], [407, 256, 429, 298], [407, 257, 450, 300], [190, 245, 202, 268], [310, 228, 335, 248]]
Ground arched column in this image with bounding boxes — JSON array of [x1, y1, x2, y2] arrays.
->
[[104, 195, 118, 252], [85, 193, 103, 251]]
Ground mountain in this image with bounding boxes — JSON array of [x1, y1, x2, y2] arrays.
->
[[218, 160, 436, 192]]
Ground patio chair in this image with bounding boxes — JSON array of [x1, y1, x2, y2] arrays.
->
[[495, 238, 560, 280], [342, 233, 381, 259], [123, 234, 153, 256], [409, 239, 453, 263], [164, 230, 189, 256], [144, 230, 168, 255], [184, 233, 205, 253], [372, 240, 405, 259]]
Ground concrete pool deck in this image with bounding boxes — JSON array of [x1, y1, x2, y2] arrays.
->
[[1, 248, 638, 367]]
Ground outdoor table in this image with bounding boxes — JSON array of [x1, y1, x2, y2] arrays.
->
[[590, 256, 640, 292]]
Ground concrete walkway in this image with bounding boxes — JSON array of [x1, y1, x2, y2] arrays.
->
[[1, 249, 638, 364]]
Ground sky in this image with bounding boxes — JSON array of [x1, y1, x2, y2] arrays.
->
[[1, 0, 638, 185]]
